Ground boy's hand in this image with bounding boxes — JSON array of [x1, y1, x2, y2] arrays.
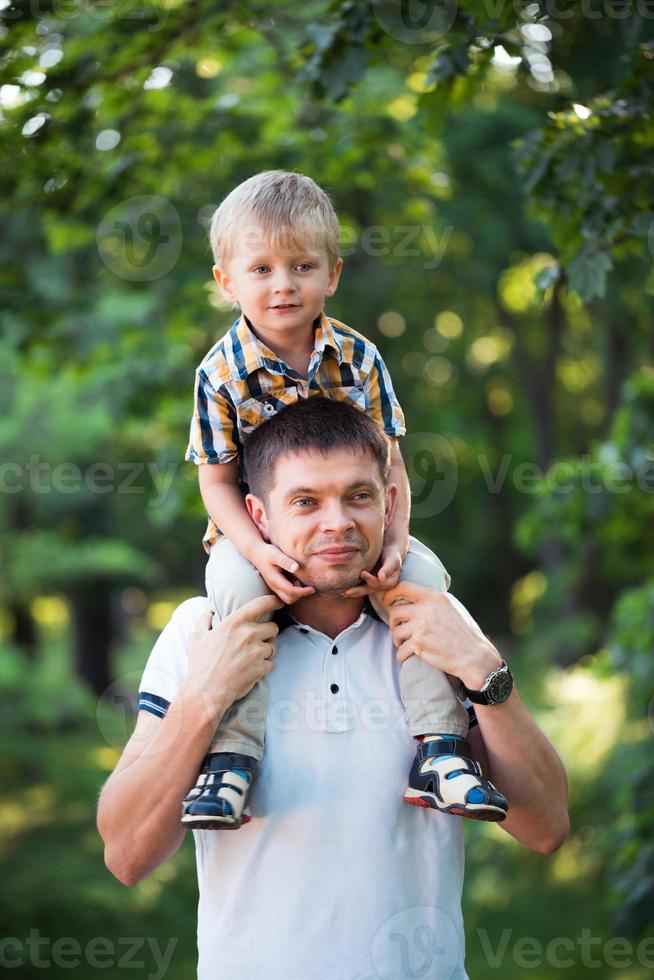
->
[[340, 544, 403, 598], [253, 542, 315, 605]]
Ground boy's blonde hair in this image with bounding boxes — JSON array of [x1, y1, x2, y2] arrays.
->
[[209, 170, 341, 272]]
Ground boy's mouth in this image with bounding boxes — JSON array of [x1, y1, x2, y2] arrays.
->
[[271, 304, 299, 309]]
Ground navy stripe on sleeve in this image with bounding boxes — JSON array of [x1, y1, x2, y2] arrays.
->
[[373, 352, 394, 432], [138, 692, 170, 719], [196, 369, 217, 461], [467, 704, 478, 729]]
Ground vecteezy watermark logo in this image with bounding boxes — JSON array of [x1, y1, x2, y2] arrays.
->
[[404, 433, 458, 518], [372, 906, 460, 979], [0, 931, 178, 978], [97, 195, 182, 281], [476, 928, 654, 970], [371, 0, 458, 45]]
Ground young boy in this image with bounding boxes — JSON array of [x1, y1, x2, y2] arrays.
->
[[182, 170, 509, 830]]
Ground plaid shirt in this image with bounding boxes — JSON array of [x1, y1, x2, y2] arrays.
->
[[186, 310, 406, 550]]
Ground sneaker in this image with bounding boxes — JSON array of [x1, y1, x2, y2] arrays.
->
[[404, 736, 508, 822], [181, 752, 257, 830]]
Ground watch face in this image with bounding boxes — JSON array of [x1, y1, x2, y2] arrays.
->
[[488, 670, 513, 703]]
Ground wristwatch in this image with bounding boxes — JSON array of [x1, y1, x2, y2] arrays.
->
[[459, 660, 514, 706]]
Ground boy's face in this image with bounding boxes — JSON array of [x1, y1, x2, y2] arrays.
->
[[212, 224, 343, 338]]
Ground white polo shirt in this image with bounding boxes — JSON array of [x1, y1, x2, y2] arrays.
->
[[139, 596, 477, 980]]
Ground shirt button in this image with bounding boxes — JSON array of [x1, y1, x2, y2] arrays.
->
[[331, 646, 338, 655], [330, 683, 339, 694]]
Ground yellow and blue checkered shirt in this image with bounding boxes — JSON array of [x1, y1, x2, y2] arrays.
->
[[186, 310, 405, 550]]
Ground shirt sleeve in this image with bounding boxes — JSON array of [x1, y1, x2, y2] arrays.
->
[[185, 367, 240, 465], [367, 349, 406, 438], [138, 597, 210, 718]]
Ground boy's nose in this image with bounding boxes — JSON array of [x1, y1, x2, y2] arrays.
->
[[271, 271, 297, 293]]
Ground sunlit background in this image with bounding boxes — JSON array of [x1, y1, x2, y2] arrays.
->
[[1, 2, 653, 977]]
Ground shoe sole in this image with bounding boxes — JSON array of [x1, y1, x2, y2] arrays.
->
[[403, 788, 507, 822], [181, 808, 252, 831]]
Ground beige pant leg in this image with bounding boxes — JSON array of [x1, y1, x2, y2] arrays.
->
[[205, 538, 273, 759], [371, 535, 469, 738]]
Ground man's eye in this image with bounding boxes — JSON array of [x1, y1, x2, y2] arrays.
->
[[353, 492, 372, 501], [293, 498, 315, 507]]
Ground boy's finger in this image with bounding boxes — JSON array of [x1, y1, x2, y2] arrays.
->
[[360, 570, 394, 591], [340, 585, 370, 598], [273, 551, 299, 574]]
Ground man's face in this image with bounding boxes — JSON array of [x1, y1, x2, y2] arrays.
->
[[247, 448, 396, 594]]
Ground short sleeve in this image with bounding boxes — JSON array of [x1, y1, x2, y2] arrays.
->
[[138, 597, 210, 718], [367, 350, 406, 438], [185, 367, 239, 465]]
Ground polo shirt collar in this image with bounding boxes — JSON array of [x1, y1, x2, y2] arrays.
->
[[273, 597, 380, 635], [230, 311, 343, 380]]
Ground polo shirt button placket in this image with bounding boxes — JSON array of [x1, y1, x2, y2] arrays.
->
[[329, 645, 340, 694]]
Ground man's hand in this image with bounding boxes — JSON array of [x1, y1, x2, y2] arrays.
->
[[380, 582, 502, 690], [252, 542, 316, 605], [339, 544, 404, 598], [181, 594, 284, 723]]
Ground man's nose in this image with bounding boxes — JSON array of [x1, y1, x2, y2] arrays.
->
[[318, 502, 355, 533]]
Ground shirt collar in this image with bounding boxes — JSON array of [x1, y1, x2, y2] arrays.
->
[[230, 310, 343, 380], [273, 597, 380, 635]]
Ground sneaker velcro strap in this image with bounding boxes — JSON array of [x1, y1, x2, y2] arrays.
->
[[204, 752, 258, 777], [210, 770, 250, 817], [417, 737, 471, 762], [420, 755, 487, 807]]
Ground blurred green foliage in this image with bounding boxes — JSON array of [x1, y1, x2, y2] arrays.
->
[[1, 0, 653, 976]]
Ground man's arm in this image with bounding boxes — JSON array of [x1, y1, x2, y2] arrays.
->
[[382, 582, 569, 854], [467, 695, 569, 853], [97, 595, 281, 886], [98, 701, 219, 886]]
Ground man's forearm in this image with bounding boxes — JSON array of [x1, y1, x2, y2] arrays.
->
[[471, 686, 569, 853], [98, 689, 228, 885]]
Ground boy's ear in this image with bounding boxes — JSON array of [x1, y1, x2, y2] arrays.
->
[[245, 493, 270, 540], [324, 256, 343, 298], [213, 264, 238, 305]]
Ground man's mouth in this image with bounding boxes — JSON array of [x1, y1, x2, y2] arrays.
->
[[312, 545, 360, 562]]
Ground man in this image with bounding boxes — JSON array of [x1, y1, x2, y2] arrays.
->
[[97, 398, 569, 980]]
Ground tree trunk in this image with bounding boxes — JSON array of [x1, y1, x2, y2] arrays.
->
[[69, 581, 114, 697], [9, 602, 38, 659]]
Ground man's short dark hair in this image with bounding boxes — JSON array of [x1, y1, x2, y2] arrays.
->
[[243, 397, 391, 500]]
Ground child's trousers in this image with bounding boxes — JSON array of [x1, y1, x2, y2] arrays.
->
[[205, 536, 469, 759]]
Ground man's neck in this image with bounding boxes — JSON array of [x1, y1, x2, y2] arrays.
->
[[288, 593, 366, 639]]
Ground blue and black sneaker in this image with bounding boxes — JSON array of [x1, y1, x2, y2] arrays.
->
[[181, 752, 257, 830], [404, 735, 508, 822]]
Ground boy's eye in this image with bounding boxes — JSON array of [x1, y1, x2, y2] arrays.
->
[[253, 265, 270, 274]]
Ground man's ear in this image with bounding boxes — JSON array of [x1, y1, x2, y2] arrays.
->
[[213, 264, 238, 306], [245, 492, 270, 540], [383, 482, 398, 534]]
